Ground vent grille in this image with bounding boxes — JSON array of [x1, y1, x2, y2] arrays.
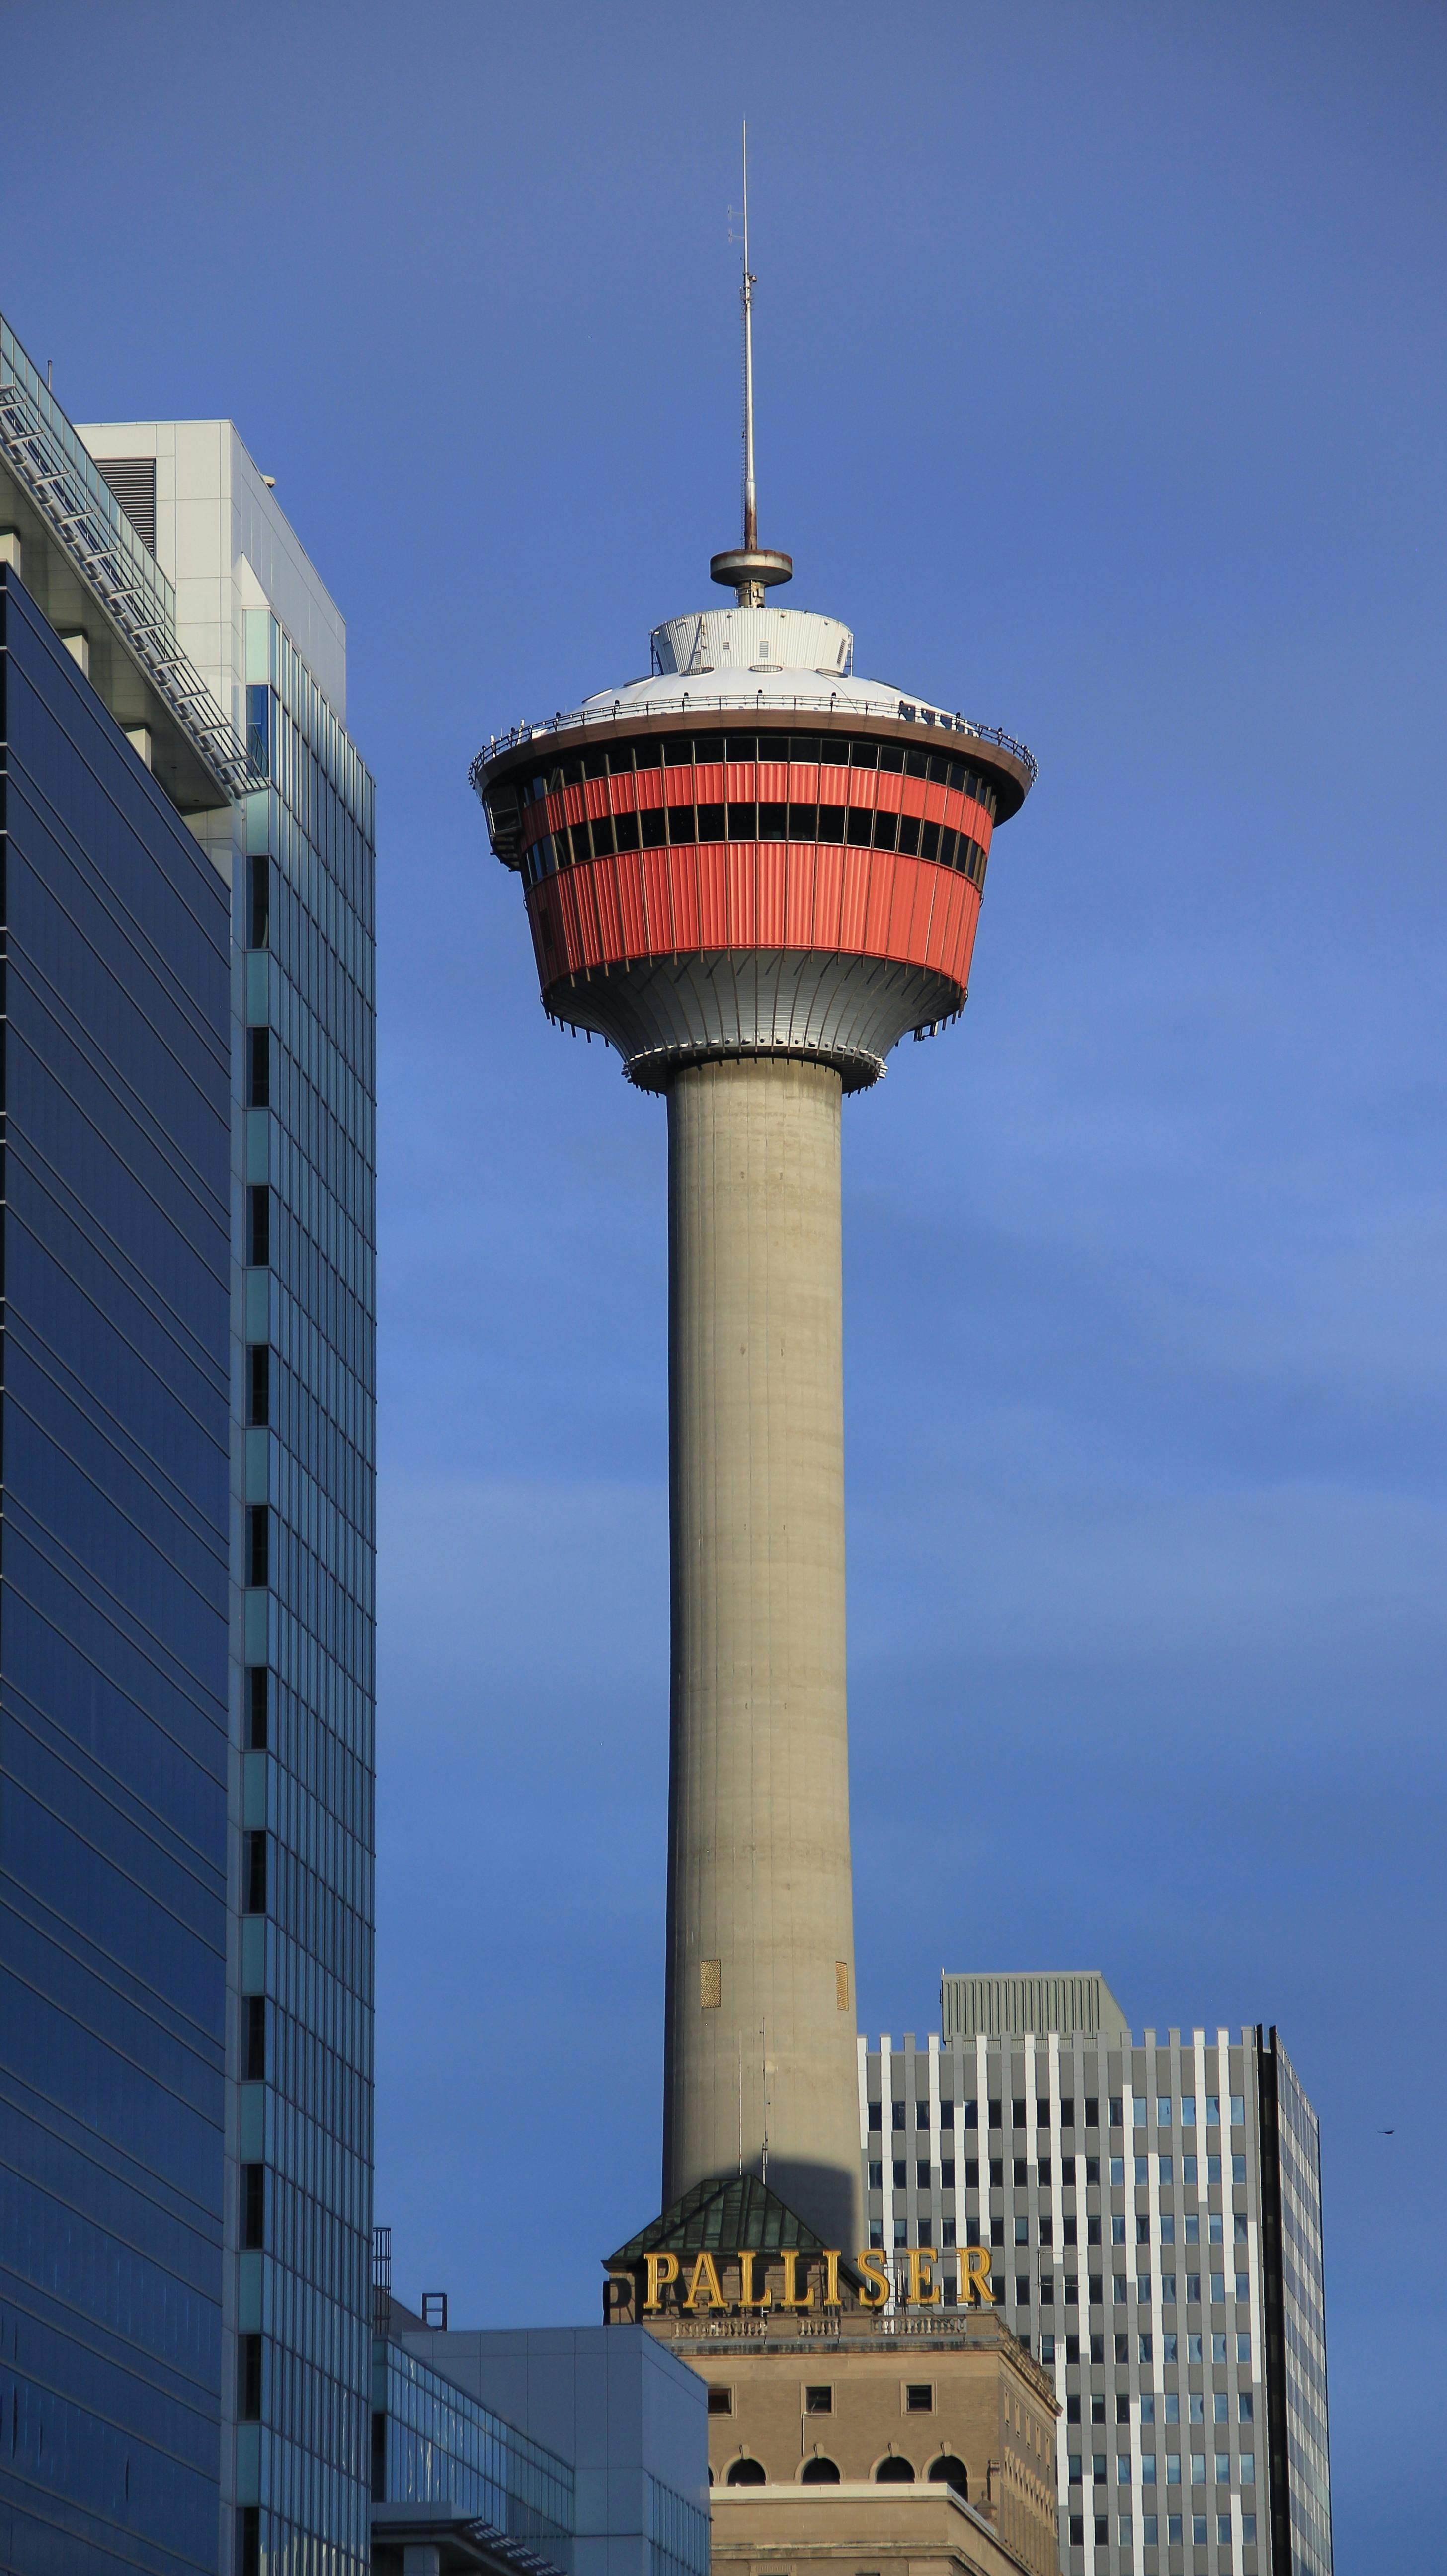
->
[[93, 455, 157, 556]]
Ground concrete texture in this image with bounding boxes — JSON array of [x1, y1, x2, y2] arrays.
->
[[662, 1056, 861, 2249]]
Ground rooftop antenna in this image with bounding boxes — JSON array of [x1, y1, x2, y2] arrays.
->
[[741, 120, 757, 556], [711, 123, 793, 609]]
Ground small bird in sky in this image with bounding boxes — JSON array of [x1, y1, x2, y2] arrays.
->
[[1380, 2127, 1394, 2135]]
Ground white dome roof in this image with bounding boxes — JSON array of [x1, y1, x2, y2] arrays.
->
[[571, 604, 948, 729]]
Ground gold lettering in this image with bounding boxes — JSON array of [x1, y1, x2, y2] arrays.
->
[[961, 2245, 995, 2306], [779, 2250, 813, 2310], [683, 2251, 726, 2311], [906, 2247, 940, 2307], [736, 2250, 771, 2310], [644, 2252, 680, 2311], [821, 2250, 842, 2309], [855, 2247, 890, 2308]]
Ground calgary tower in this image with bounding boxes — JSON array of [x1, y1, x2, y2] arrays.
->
[[472, 148, 1034, 2250]]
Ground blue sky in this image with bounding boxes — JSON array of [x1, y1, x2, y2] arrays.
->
[[6, 4, 1445, 2562]]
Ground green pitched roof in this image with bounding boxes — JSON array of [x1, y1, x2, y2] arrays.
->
[[607, 2172, 851, 2270]]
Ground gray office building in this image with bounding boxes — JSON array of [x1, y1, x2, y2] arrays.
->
[[859, 1977, 1330, 2576], [370, 2247, 711, 2576], [0, 311, 375, 2576]]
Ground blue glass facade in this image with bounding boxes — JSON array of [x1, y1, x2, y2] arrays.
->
[[377, 2321, 710, 2576], [235, 605, 376, 2576], [373, 2341, 574, 2561], [0, 568, 233, 2571], [646, 2470, 710, 2576]]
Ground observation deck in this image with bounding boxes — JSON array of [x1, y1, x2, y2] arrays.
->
[[472, 608, 1034, 1093]]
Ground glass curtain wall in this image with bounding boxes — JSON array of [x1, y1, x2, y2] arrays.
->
[[373, 2342, 574, 2561], [236, 607, 375, 2576], [0, 573, 233, 2575]]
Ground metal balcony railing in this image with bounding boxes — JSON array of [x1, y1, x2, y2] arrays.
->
[[472, 689, 1036, 789], [0, 312, 256, 801]]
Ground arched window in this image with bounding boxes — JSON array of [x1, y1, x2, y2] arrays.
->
[[875, 2456, 915, 2484], [800, 2458, 840, 2485], [928, 2455, 969, 2499], [726, 2459, 767, 2487]]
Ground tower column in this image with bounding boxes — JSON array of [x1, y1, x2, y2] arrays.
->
[[663, 1056, 862, 2248]]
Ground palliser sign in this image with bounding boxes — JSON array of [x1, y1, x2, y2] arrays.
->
[[607, 2245, 995, 2319]]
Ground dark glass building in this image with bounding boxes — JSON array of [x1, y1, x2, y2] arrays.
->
[[0, 571, 232, 2568], [1, 312, 377, 2576]]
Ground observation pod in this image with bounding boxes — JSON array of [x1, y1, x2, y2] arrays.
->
[[472, 599, 1034, 2253]]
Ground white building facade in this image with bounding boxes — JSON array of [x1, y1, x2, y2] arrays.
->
[[859, 1981, 1329, 2576]]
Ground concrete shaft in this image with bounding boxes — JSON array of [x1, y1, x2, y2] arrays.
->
[[663, 1056, 862, 2250]]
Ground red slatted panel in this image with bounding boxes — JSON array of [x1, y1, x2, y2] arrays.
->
[[527, 843, 981, 997], [863, 850, 893, 955], [642, 846, 674, 950], [758, 841, 787, 946], [670, 845, 701, 950], [617, 850, 648, 952], [698, 845, 728, 948], [726, 762, 754, 801], [609, 774, 639, 816], [962, 796, 992, 850], [635, 770, 664, 811], [851, 769, 880, 811], [905, 857, 940, 966], [886, 853, 920, 960], [554, 868, 586, 972], [875, 771, 904, 816], [813, 843, 844, 948], [576, 862, 604, 969], [922, 781, 947, 824], [899, 775, 928, 818], [563, 784, 585, 828], [783, 844, 813, 948], [920, 868, 954, 974], [726, 845, 756, 947], [590, 854, 622, 961], [695, 759, 725, 801], [758, 760, 788, 801], [840, 849, 870, 952], [789, 763, 819, 800], [940, 877, 974, 982], [911, 864, 943, 971], [583, 778, 608, 821], [527, 888, 554, 981], [819, 759, 849, 804], [544, 790, 565, 833]]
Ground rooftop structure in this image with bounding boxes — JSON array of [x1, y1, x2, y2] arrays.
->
[[473, 169, 1034, 2256], [941, 1979, 1134, 2045], [0, 315, 253, 805]]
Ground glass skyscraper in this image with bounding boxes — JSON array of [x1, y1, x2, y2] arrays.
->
[[0, 557, 233, 2576], [0, 311, 376, 2576]]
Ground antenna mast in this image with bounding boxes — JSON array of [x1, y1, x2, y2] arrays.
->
[[741, 123, 757, 554], [711, 125, 793, 608]]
